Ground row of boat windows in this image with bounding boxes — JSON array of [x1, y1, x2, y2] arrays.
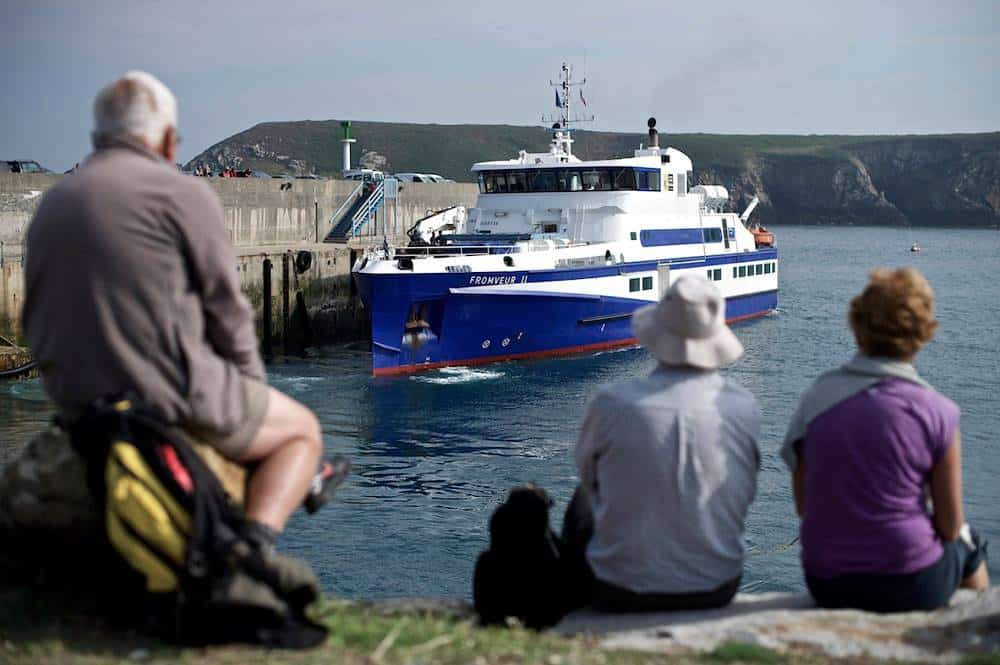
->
[[705, 262, 776, 281], [628, 276, 655, 292], [479, 168, 663, 194], [729, 262, 776, 279]]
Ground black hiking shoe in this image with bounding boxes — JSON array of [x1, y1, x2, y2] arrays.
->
[[303, 454, 351, 514]]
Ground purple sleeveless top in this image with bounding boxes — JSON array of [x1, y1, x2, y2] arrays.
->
[[800, 378, 960, 577]]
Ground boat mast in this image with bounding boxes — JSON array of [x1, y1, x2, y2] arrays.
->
[[541, 62, 594, 159]]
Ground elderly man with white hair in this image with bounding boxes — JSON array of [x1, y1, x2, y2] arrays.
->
[[562, 275, 761, 613], [23, 71, 329, 551]]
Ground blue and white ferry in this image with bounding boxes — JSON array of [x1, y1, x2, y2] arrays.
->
[[354, 64, 777, 376]]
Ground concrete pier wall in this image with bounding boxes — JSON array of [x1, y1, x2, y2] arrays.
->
[[236, 244, 368, 351], [0, 174, 479, 343], [0, 261, 25, 343], [0, 175, 478, 248]]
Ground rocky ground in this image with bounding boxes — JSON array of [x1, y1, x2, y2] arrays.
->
[[559, 590, 1000, 663]]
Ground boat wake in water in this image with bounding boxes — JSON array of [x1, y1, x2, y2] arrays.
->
[[410, 367, 506, 385]]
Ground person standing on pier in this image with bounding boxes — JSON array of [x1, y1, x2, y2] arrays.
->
[[564, 276, 760, 612], [22, 71, 323, 551]]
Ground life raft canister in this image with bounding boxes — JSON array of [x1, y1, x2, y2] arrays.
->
[[751, 225, 775, 248]]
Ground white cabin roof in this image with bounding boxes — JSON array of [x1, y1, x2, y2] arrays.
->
[[471, 148, 693, 173]]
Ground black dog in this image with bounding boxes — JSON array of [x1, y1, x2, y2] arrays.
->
[[473, 485, 574, 629]]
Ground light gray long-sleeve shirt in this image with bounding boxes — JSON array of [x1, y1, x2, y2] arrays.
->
[[22, 138, 264, 434], [575, 365, 761, 594]]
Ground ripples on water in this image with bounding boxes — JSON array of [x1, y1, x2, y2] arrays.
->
[[2, 226, 998, 599]]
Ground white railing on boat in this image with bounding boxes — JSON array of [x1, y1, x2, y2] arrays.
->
[[396, 242, 589, 257], [363, 239, 591, 261]]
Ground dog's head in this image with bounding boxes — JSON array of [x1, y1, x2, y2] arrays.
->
[[489, 484, 553, 549]]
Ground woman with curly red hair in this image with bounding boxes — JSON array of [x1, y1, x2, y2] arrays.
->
[[782, 267, 988, 612]]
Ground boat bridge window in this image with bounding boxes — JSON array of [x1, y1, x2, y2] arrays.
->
[[564, 171, 582, 191], [508, 172, 528, 193], [529, 170, 557, 192], [615, 169, 637, 190], [478, 167, 658, 194], [581, 170, 612, 191], [637, 170, 661, 191]]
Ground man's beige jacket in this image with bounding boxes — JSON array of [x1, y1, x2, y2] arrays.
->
[[23, 138, 265, 435]]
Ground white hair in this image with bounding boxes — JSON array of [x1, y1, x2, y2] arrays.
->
[[92, 70, 178, 146]]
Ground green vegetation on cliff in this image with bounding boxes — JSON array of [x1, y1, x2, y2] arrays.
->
[[186, 121, 1000, 227]]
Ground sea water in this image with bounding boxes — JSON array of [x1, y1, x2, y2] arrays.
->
[[2, 225, 998, 599]]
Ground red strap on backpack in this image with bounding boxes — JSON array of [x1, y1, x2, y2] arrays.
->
[[158, 444, 194, 493]]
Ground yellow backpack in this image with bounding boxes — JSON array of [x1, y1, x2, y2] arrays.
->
[[69, 398, 327, 648]]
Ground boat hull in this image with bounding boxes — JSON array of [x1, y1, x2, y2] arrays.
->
[[355, 253, 778, 376]]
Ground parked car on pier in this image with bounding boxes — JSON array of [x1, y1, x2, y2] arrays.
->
[[393, 172, 453, 183], [3, 160, 51, 174], [343, 169, 384, 182]]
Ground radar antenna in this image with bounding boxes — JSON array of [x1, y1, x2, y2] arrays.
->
[[541, 62, 594, 158]]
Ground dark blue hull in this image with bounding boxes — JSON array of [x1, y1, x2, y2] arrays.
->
[[355, 250, 778, 375]]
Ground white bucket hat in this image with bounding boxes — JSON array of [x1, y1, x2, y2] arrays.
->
[[631, 275, 744, 369]]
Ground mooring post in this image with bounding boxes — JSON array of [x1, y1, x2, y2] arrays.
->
[[262, 257, 273, 360], [282, 251, 290, 357]]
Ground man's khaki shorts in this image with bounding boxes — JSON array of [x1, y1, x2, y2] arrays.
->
[[192, 377, 270, 460]]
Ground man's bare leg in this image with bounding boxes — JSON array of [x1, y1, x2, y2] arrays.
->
[[237, 387, 322, 533]]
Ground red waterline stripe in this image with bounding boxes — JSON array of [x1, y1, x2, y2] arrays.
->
[[371, 309, 771, 377], [727, 310, 771, 325]]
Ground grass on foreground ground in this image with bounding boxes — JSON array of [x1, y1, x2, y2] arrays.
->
[[2, 587, 998, 665]]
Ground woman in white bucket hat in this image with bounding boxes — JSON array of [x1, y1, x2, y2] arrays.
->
[[562, 275, 761, 613]]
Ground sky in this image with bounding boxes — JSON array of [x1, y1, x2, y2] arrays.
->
[[3, 0, 998, 171]]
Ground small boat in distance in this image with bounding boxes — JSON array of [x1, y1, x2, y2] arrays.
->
[[910, 242, 921, 252]]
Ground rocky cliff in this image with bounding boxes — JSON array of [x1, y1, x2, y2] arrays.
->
[[701, 135, 1000, 227], [187, 122, 1000, 228]]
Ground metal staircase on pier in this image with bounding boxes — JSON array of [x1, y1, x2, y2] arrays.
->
[[324, 180, 386, 242]]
